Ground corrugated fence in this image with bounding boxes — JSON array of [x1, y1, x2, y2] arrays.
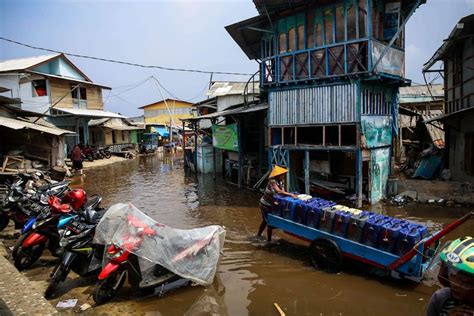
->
[[269, 83, 358, 125]]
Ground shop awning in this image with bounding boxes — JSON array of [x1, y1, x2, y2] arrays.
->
[[186, 103, 268, 121], [0, 116, 74, 136], [52, 108, 125, 118], [152, 126, 169, 137]]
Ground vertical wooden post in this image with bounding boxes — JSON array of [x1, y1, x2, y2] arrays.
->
[[194, 122, 198, 174], [182, 120, 186, 166], [304, 150, 310, 195], [356, 148, 363, 208], [212, 119, 217, 180]]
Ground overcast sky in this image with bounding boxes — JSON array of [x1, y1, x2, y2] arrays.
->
[[0, 0, 473, 117]]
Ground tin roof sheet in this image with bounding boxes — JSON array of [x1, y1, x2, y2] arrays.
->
[[0, 116, 74, 136], [53, 108, 125, 118]]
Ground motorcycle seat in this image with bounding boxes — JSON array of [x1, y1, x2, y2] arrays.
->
[[83, 194, 102, 209], [37, 181, 69, 193]]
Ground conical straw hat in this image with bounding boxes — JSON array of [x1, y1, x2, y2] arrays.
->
[[269, 165, 288, 178]]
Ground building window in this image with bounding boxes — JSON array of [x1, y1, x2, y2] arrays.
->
[[279, 32, 288, 54], [32, 79, 48, 97], [288, 27, 296, 52], [315, 18, 323, 47], [324, 9, 334, 45], [358, 0, 367, 38], [71, 85, 87, 109], [347, 4, 357, 41], [297, 24, 305, 50], [335, 6, 345, 43], [306, 11, 315, 48]]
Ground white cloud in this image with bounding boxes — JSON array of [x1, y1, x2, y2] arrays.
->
[[406, 43, 422, 57]]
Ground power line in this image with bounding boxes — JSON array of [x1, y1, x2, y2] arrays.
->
[[0, 36, 254, 76]]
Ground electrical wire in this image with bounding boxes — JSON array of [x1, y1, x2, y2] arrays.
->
[[0, 36, 254, 76]]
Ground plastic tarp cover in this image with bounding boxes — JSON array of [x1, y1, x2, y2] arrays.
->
[[93, 203, 226, 285]]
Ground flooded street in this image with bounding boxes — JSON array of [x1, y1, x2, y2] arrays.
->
[[43, 154, 473, 315]]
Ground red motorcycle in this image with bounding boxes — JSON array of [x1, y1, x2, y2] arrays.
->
[[93, 215, 192, 305], [12, 189, 101, 270]]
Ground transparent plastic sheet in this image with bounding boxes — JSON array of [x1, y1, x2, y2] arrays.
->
[[93, 203, 226, 285], [422, 241, 450, 287]]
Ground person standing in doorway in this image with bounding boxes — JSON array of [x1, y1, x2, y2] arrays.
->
[[258, 165, 297, 242], [71, 144, 83, 173]]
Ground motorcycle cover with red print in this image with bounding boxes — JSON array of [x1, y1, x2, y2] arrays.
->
[[93, 203, 226, 285]]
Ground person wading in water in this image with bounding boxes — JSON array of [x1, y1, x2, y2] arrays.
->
[[258, 165, 297, 242]]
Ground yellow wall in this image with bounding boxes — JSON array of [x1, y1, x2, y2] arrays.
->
[[142, 100, 194, 124]]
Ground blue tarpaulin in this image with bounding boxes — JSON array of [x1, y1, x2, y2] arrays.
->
[[153, 127, 169, 137]]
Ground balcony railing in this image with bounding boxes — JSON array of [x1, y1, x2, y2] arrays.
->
[[261, 39, 404, 86]]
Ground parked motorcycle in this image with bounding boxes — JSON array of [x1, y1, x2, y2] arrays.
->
[[12, 189, 102, 270], [44, 206, 105, 299], [99, 146, 112, 159], [92, 214, 186, 305], [82, 145, 95, 162], [0, 178, 69, 231]]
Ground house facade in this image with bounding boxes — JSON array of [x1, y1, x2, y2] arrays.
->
[[0, 53, 122, 151], [227, 0, 425, 205], [89, 117, 143, 151], [0, 87, 73, 167], [423, 14, 474, 182], [140, 99, 194, 125]]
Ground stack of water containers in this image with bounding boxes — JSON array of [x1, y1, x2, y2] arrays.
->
[[272, 194, 428, 256]]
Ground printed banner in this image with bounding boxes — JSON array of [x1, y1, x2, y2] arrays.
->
[[361, 116, 392, 148], [212, 124, 239, 151]]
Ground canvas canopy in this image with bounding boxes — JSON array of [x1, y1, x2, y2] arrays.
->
[[93, 203, 226, 285]]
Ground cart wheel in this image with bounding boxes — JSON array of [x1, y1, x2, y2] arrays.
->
[[309, 238, 343, 273]]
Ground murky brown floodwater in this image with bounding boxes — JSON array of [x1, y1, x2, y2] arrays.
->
[[25, 154, 474, 315]]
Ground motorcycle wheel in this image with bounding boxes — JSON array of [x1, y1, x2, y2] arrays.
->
[[0, 214, 9, 231], [104, 151, 111, 159], [93, 270, 126, 305], [44, 266, 67, 299], [13, 233, 46, 270], [87, 155, 94, 162]]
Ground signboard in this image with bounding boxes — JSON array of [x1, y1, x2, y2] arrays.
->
[[370, 148, 390, 204], [212, 124, 239, 152], [361, 116, 392, 148]]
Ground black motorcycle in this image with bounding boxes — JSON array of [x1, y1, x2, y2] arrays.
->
[[44, 206, 105, 299], [99, 147, 112, 159], [0, 179, 69, 231], [12, 194, 102, 270]]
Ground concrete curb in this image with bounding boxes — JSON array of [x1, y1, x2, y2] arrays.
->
[[0, 242, 58, 315]]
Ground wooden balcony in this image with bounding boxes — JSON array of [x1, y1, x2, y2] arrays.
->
[[261, 39, 404, 86]]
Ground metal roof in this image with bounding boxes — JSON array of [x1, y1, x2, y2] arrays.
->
[[187, 103, 268, 120], [0, 53, 110, 88], [207, 81, 260, 98], [28, 71, 111, 90], [89, 117, 143, 130], [52, 107, 125, 118], [0, 116, 74, 136], [424, 106, 474, 123], [138, 98, 193, 109], [0, 54, 61, 73], [225, 15, 268, 60], [400, 84, 444, 104], [424, 14, 474, 71]]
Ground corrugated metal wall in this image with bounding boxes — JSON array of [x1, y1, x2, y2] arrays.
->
[[361, 90, 391, 115], [269, 83, 358, 125]]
